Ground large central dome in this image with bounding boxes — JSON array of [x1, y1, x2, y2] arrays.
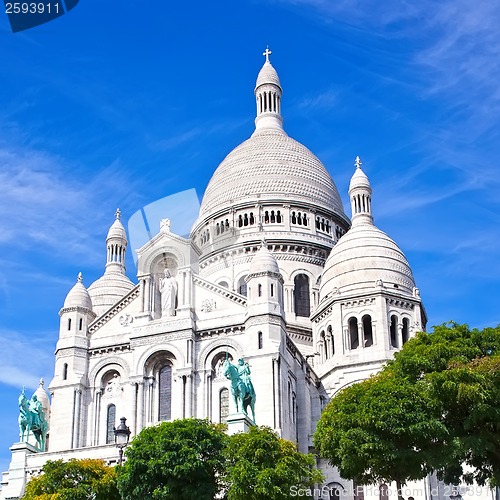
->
[[199, 127, 344, 219]]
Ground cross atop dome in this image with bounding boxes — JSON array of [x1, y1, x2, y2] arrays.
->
[[355, 156, 362, 169], [115, 208, 122, 220], [263, 47, 272, 63], [77, 272, 83, 283]]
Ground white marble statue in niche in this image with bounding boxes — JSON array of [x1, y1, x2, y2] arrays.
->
[[160, 268, 177, 317]]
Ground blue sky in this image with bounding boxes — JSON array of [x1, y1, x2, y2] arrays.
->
[[1, 0, 499, 473]]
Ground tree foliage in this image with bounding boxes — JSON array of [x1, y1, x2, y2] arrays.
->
[[22, 458, 120, 500], [314, 322, 500, 488], [224, 426, 324, 500], [117, 418, 228, 500]]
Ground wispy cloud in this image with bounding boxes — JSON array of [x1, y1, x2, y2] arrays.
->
[[0, 329, 54, 390], [297, 89, 338, 110], [0, 143, 139, 266]]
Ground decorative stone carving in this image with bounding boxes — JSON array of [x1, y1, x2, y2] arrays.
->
[[119, 313, 133, 327], [201, 299, 217, 312]]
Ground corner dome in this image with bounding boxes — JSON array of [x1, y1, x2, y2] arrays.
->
[[198, 128, 345, 219], [63, 273, 93, 310], [88, 272, 134, 317], [33, 379, 50, 416], [319, 223, 415, 301], [249, 245, 280, 275]]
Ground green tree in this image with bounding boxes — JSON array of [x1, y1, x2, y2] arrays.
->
[[22, 458, 120, 500], [314, 370, 447, 496], [117, 418, 228, 500], [224, 425, 323, 500], [390, 323, 500, 486], [315, 322, 500, 489]]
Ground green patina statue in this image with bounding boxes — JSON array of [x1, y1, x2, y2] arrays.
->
[[223, 354, 256, 423], [18, 388, 48, 451]]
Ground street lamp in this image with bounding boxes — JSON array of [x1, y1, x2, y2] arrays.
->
[[114, 416, 131, 466]]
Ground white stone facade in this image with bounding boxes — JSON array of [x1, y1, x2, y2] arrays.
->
[[3, 53, 493, 500]]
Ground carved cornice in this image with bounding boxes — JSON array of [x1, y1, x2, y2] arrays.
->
[[196, 325, 245, 338], [89, 344, 130, 357], [193, 275, 247, 306], [132, 317, 194, 337], [386, 298, 415, 310], [89, 285, 140, 334], [131, 330, 193, 347]]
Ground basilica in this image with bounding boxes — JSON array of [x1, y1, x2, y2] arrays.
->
[[2, 51, 433, 499]]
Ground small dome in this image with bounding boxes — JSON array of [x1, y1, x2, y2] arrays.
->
[[32, 379, 50, 417], [107, 218, 127, 241], [249, 245, 280, 275], [88, 271, 135, 317], [319, 223, 415, 301], [349, 166, 371, 192], [256, 61, 281, 89], [63, 273, 93, 310]]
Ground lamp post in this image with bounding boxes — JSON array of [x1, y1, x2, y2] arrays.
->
[[114, 416, 131, 466]]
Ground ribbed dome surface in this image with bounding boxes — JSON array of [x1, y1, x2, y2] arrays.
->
[[107, 218, 127, 240], [199, 129, 345, 219], [320, 223, 415, 300], [256, 61, 281, 89], [249, 246, 280, 275], [63, 279, 93, 310], [349, 167, 371, 191], [88, 272, 135, 317]]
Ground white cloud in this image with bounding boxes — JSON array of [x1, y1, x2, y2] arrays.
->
[[0, 329, 54, 390], [0, 143, 139, 266]]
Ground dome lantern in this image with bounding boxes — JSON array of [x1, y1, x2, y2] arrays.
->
[[254, 47, 283, 132], [349, 156, 373, 226]]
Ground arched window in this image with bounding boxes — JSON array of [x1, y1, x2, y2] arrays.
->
[[349, 317, 359, 349], [291, 211, 297, 224], [379, 484, 389, 500], [270, 283, 274, 297], [67, 318, 71, 331], [363, 315, 373, 347], [244, 213, 249, 226], [219, 388, 229, 423], [237, 276, 248, 297], [390, 315, 398, 347], [158, 365, 172, 421], [249, 213, 255, 225], [79, 318, 83, 331], [320, 331, 326, 361], [294, 274, 310, 317], [258, 331, 263, 349], [327, 325, 334, 356], [106, 404, 116, 444], [238, 215, 243, 228], [276, 211, 282, 223], [218, 280, 229, 288], [62, 363, 68, 381], [264, 211, 270, 223], [402, 318, 410, 344], [258, 284, 262, 297], [327, 483, 344, 500], [270, 210, 276, 223]]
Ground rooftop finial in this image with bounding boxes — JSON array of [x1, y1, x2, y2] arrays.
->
[[77, 272, 83, 283], [355, 156, 362, 169], [115, 208, 121, 220], [263, 46, 272, 63]]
